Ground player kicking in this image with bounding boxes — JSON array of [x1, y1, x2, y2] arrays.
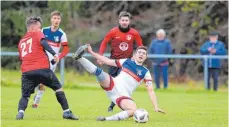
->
[[72, 44, 165, 121], [33, 11, 69, 108], [16, 16, 78, 120]]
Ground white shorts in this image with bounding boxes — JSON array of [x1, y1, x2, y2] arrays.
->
[[102, 76, 133, 109], [46, 51, 58, 72]]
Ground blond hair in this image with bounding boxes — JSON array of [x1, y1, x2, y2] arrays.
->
[[50, 10, 62, 17]]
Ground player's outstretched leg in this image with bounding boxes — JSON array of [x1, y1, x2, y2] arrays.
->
[[97, 99, 137, 121], [32, 84, 45, 108], [108, 101, 116, 112], [72, 45, 88, 60], [73, 45, 111, 88]]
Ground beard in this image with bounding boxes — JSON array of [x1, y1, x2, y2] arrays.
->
[[118, 24, 130, 33]]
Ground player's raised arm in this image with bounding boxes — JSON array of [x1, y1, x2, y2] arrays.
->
[[87, 44, 117, 67], [144, 71, 165, 114]]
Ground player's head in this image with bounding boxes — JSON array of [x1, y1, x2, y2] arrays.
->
[[156, 29, 166, 40], [50, 10, 62, 28], [134, 46, 148, 64], [118, 11, 131, 29], [26, 16, 42, 32]]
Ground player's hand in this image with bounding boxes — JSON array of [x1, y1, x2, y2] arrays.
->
[[86, 44, 93, 54], [97, 59, 104, 65], [155, 108, 165, 114], [54, 54, 59, 63]]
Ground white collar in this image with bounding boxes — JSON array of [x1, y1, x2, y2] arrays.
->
[[134, 59, 143, 66]]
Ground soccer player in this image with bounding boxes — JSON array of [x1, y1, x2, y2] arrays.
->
[[72, 44, 165, 121], [16, 16, 78, 120], [98, 11, 143, 112], [33, 11, 69, 108]]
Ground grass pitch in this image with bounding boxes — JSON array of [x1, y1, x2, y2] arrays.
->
[[1, 86, 228, 127]]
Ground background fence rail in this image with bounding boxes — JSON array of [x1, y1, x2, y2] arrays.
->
[[1, 52, 228, 88]]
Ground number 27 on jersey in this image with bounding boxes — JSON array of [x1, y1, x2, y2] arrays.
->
[[20, 38, 33, 58]]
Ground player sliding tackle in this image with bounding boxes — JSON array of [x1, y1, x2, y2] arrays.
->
[[72, 44, 165, 121]]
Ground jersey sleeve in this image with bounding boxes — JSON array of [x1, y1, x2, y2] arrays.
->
[[61, 32, 68, 46], [115, 58, 127, 68], [99, 29, 114, 55], [37, 31, 45, 42], [144, 70, 153, 86], [134, 30, 143, 46]]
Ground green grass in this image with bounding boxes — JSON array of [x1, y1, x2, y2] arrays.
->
[[1, 68, 99, 88], [1, 86, 228, 127], [1, 69, 228, 126], [1, 68, 228, 91]]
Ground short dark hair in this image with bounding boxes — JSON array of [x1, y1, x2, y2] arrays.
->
[[136, 46, 148, 52], [26, 16, 42, 28], [119, 11, 131, 19], [51, 10, 62, 17], [209, 32, 218, 36]]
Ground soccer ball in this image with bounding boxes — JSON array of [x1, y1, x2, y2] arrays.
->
[[133, 108, 149, 123]]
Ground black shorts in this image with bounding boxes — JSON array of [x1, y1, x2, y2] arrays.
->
[[108, 66, 122, 77], [21, 69, 61, 97]]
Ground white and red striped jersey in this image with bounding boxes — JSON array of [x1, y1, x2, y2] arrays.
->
[[42, 26, 68, 54], [113, 58, 152, 97]]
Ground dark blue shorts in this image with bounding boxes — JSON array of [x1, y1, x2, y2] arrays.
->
[[108, 66, 122, 77], [21, 69, 61, 97]]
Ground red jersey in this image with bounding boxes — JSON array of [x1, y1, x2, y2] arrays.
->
[[99, 27, 143, 59], [18, 31, 50, 73]]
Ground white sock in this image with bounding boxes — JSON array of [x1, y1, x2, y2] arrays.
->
[[77, 57, 97, 74], [35, 85, 39, 91], [64, 109, 70, 112], [33, 90, 45, 105], [19, 110, 24, 113], [105, 111, 129, 121]]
